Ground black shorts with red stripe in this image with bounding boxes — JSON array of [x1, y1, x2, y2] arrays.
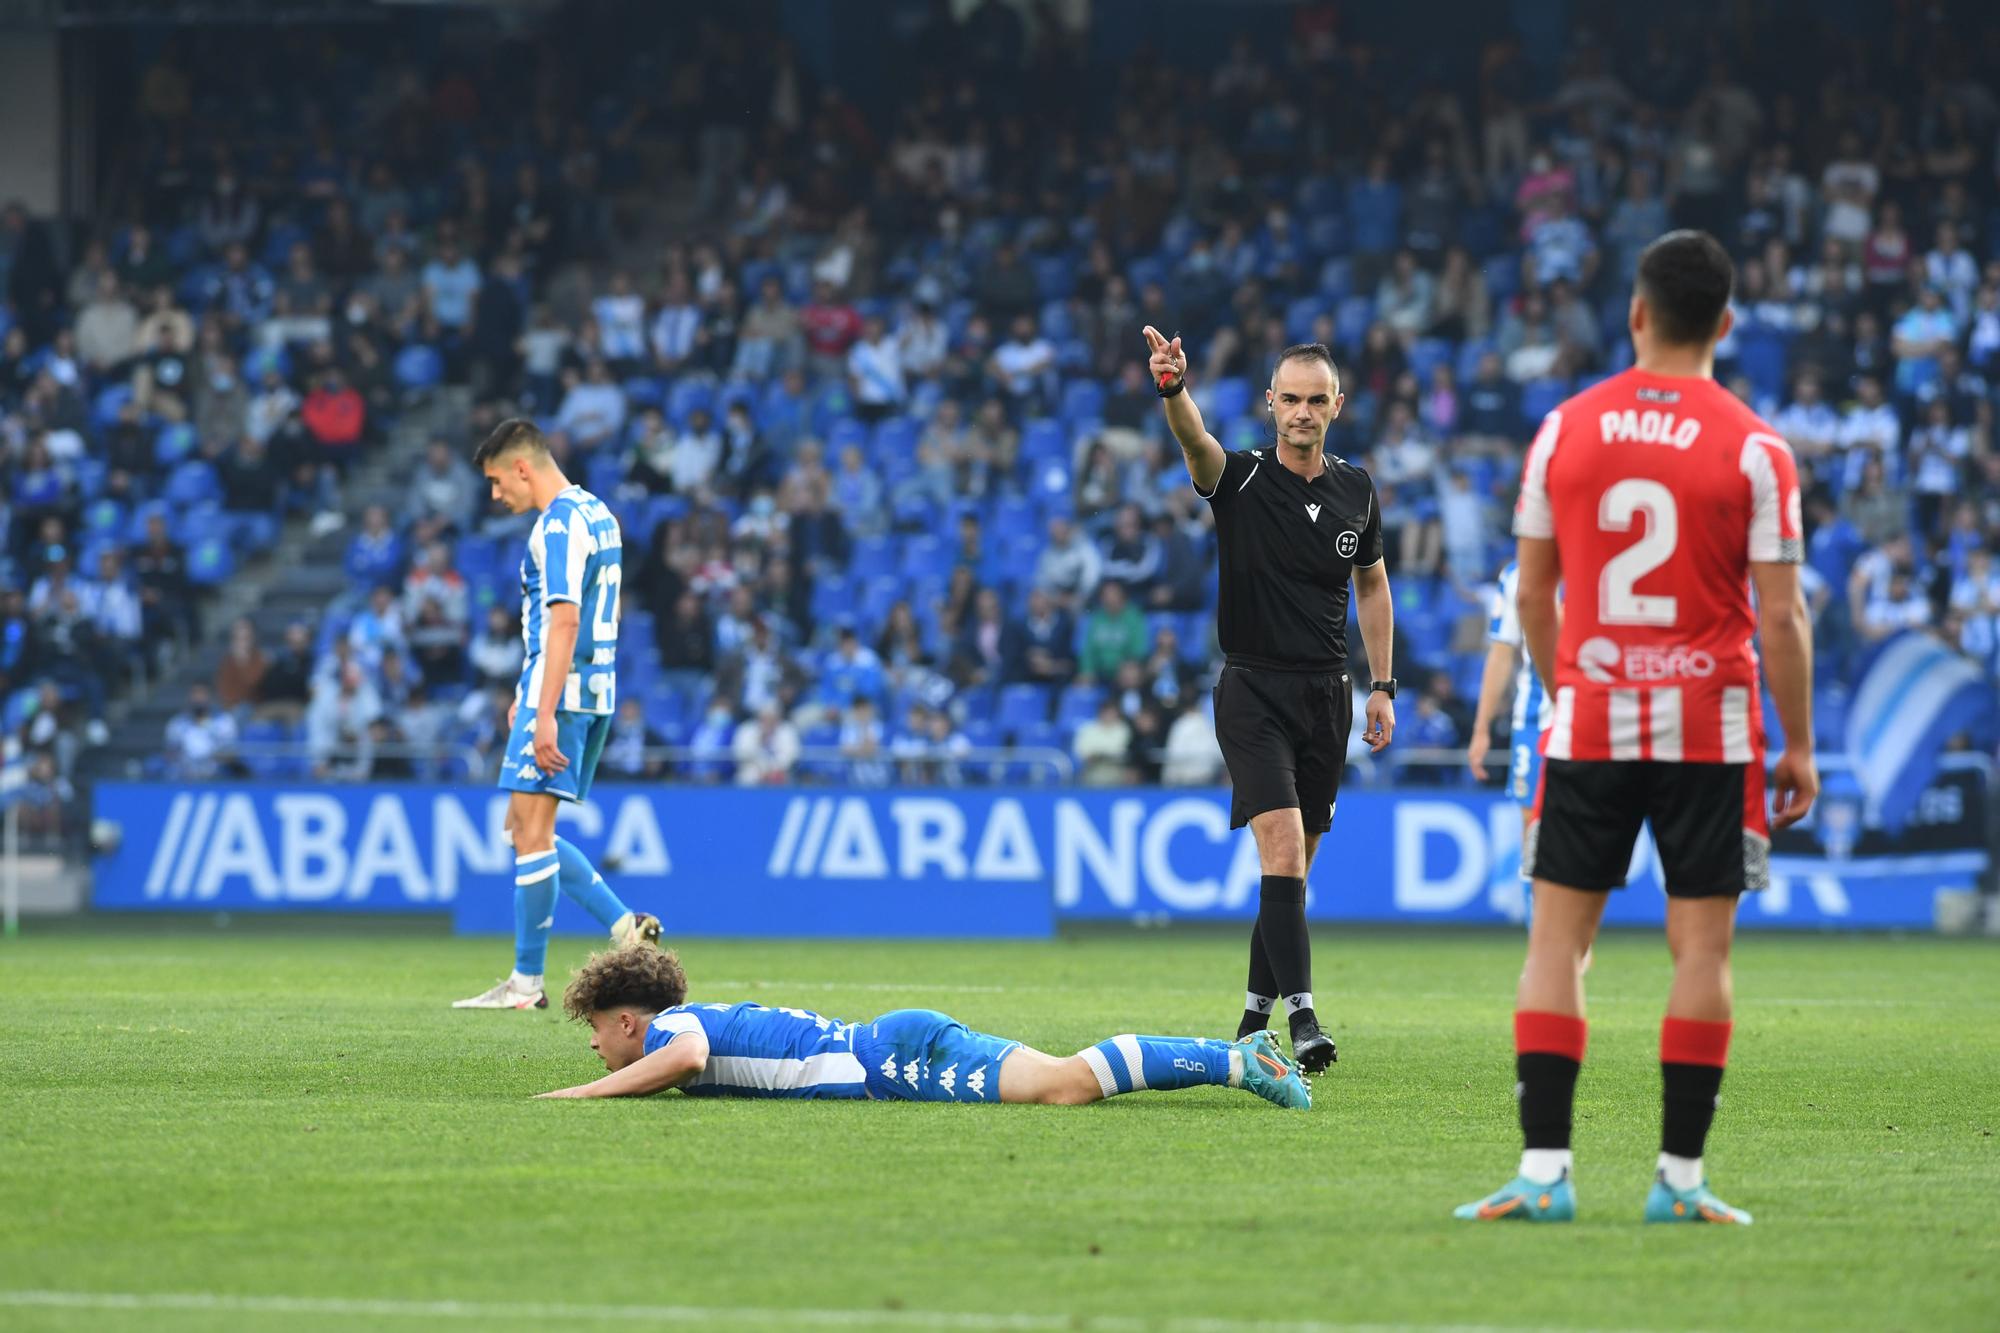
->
[[1523, 757, 1770, 898]]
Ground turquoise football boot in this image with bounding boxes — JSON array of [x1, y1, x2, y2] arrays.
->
[[1453, 1171, 1577, 1221], [1643, 1172, 1753, 1225], [1234, 1031, 1311, 1110]]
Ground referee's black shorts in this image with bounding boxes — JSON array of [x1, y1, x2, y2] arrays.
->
[[1212, 663, 1352, 833]]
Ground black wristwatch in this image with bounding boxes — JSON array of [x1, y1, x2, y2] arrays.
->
[[1370, 679, 1397, 699]]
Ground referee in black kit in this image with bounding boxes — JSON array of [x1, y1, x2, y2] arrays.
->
[[1143, 325, 1395, 1074]]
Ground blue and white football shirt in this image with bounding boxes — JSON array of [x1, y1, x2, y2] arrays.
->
[[1489, 560, 1554, 739], [642, 1003, 869, 1099], [519, 485, 622, 716]]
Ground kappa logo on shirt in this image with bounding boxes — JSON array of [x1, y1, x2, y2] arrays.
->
[[543, 517, 566, 534]]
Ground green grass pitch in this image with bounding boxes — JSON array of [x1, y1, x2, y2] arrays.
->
[[2, 921, 1996, 1332]]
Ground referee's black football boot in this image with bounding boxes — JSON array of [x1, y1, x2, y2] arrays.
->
[[1290, 1019, 1337, 1074]]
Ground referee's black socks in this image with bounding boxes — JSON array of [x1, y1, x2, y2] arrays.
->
[[1254, 875, 1316, 1038], [1238, 919, 1279, 1039]]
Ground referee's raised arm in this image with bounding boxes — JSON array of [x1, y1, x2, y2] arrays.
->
[[1143, 325, 1225, 494]]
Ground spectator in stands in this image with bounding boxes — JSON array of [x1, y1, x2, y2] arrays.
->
[[649, 271, 702, 374], [347, 584, 408, 673], [165, 683, 239, 780], [302, 366, 366, 472], [732, 702, 801, 785], [989, 314, 1057, 413], [1078, 580, 1148, 684], [345, 505, 404, 590], [800, 279, 862, 380], [602, 696, 666, 781], [421, 234, 481, 335], [376, 647, 419, 710], [468, 606, 524, 690], [245, 362, 298, 447], [87, 549, 144, 675], [132, 513, 194, 663], [947, 587, 1013, 688], [1099, 503, 1162, 597], [1860, 565, 1933, 641], [593, 271, 648, 372], [1033, 516, 1102, 612], [818, 624, 886, 712], [555, 359, 628, 453], [840, 698, 892, 786], [1842, 453, 1908, 549], [306, 659, 382, 781], [830, 442, 886, 540], [253, 622, 313, 724], [215, 617, 266, 713], [403, 541, 468, 628], [1161, 699, 1225, 786], [404, 440, 479, 544], [15, 752, 73, 840], [75, 273, 138, 373], [667, 407, 728, 499], [848, 314, 906, 422], [1073, 697, 1133, 786]]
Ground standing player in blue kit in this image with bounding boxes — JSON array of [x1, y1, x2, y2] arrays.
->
[[454, 419, 663, 1010]]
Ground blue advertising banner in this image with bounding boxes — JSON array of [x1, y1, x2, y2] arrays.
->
[[92, 781, 1982, 934]]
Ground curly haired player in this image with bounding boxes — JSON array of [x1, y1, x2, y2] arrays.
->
[[534, 946, 1311, 1111]]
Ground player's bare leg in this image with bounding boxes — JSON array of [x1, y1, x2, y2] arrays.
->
[[454, 792, 562, 1010], [999, 1036, 1309, 1111], [1647, 896, 1752, 1223], [1517, 878, 1606, 1018]]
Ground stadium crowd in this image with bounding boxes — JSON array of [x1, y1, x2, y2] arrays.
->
[[0, 3, 1992, 794]]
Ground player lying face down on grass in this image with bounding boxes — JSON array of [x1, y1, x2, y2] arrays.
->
[[536, 946, 1311, 1110]]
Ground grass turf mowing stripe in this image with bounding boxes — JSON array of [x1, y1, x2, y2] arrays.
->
[[0, 1291, 1666, 1333]]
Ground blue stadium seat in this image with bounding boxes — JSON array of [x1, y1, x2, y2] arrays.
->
[[1034, 254, 1076, 301], [621, 377, 666, 410], [1520, 377, 1571, 426], [1040, 299, 1075, 342], [1734, 330, 1790, 402], [83, 498, 125, 540], [1055, 337, 1094, 372], [1482, 255, 1520, 304], [1335, 296, 1374, 349], [394, 345, 443, 390], [858, 576, 904, 632], [668, 379, 714, 423], [1317, 257, 1353, 301], [1021, 418, 1067, 463], [826, 415, 868, 455], [1207, 376, 1252, 424], [849, 536, 897, 583], [899, 534, 946, 581], [1408, 338, 1453, 384], [811, 574, 854, 628], [185, 535, 235, 586], [1057, 683, 1106, 728], [1285, 295, 1325, 343], [164, 461, 220, 507], [1060, 379, 1105, 425], [586, 453, 623, 499], [872, 415, 920, 465], [1304, 214, 1348, 260], [998, 683, 1052, 731], [154, 422, 197, 469]]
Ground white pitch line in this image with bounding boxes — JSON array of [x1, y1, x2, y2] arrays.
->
[[0, 1289, 1672, 1333]]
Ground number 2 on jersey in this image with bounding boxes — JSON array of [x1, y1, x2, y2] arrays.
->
[[1598, 478, 1677, 627], [591, 563, 622, 641]]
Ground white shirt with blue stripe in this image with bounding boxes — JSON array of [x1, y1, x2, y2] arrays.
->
[[519, 485, 622, 716], [643, 1002, 869, 1099], [1488, 561, 1553, 737]]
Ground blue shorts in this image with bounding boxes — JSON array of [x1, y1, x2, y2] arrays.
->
[[1508, 733, 1545, 807], [497, 709, 612, 804], [857, 1009, 1021, 1104]]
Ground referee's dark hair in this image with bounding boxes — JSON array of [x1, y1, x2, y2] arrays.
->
[[472, 417, 550, 469], [1272, 342, 1341, 392], [1636, 230, 1735, 347]]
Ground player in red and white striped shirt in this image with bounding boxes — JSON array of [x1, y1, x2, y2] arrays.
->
[[1456, 231, 1817, 1227]]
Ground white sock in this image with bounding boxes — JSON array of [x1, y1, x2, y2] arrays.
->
[[1225, 1047, 1244, 1088], [1282, 991, 1315, 1018], [1658, 1152, 1703, 1192], [1518, 1148, 1572, 1184], [510, 969, 543, 991], [1245, 992, 1274, 1015]]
